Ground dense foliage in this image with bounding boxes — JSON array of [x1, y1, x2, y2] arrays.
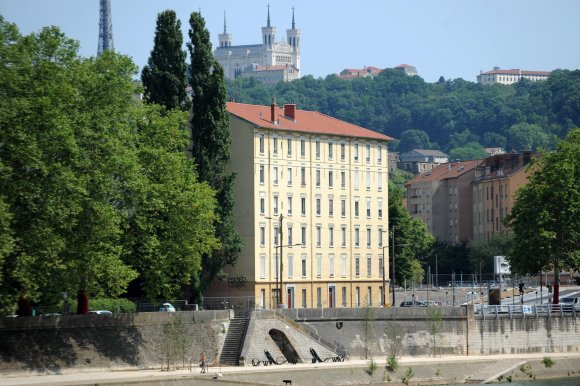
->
[[187, 12, 242, 302], [226, 68, 580, 157], [506, 128, 580, 303], [141, 10, 189, 111], [0, 18, 218, 314]]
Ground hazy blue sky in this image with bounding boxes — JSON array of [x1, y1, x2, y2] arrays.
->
[[2, 0, 579, 82]]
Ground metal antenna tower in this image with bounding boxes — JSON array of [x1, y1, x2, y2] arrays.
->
[[97, 0, 114, 56]]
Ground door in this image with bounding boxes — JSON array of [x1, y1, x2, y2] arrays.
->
[[328, 286, 335, 308], [287, 287, 294, 308]]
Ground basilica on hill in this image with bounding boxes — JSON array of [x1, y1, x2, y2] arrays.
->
[[213, 5, 301, 85]]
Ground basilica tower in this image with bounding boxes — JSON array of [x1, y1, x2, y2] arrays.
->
[[97, 0, 114, 56], [218, 11, 232, 48], [286, 7, 301, 71], [261, 4, 277, 66]]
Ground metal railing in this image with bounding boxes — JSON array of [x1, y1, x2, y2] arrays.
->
[[475, 304, 579, 318]]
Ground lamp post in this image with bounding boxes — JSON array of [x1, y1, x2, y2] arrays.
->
[[391, 226, 396, 307], [381, 243, 388, 307]]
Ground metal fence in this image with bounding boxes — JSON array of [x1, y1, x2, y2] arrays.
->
[[475, 304, 580, 318]]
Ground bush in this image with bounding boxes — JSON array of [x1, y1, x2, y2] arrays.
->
[[542, 356, 555, 368], [386, 354, 399, 372], [366, 359, 377, 375], [90, 298, 136, 313]]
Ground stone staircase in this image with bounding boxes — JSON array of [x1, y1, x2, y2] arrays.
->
[[219, 315, 249, 366]]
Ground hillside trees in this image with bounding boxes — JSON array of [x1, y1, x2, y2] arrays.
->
[[505, 128, 580, 304], [141, 10, 189, 111], [188, 12, 242, 302]]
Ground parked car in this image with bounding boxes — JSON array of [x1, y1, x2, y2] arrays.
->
[[400, 300, 427, 307], [89, 310, 113, 315], [159, 303, 176, 312], [560, 297, 579, 311]]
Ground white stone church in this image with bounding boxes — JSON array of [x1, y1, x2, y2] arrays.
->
[[213, 6, 301, 85]]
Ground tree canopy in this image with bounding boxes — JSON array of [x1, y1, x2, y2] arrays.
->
[[0, 17, 218, 314], [506, 128, 580, 303]]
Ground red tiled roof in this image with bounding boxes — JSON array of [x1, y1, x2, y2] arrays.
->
[[227, 102, 393, 141], [480, 68, 550, 76], [253, 65, 297, 72], [406, 160, 481, 185]]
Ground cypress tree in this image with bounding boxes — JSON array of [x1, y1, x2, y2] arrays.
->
[[141, 10, 188, 111], [187, 12, 242, 300]]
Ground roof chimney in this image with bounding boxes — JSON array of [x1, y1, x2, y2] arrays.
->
[[270, 97, 276, 123], [284, 104, 296, 120]]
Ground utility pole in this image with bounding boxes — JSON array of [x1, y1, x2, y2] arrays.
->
[[391, 226, 396, 307]]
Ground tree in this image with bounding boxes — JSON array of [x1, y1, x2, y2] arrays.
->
[[505, 128, 580, 304], [187, 12, 242, 301], [448, 142, 485, 161], [141, 10, 189, 111], [507, 123, 553, 151], [468, 234, 513, 277], [398, 129, 430, 152]]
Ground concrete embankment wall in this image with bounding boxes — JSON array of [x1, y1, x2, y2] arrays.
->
[[276, 306, 580, 358], [0, 311, 230, 374]]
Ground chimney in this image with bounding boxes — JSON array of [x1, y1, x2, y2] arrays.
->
[[284, 104, 296, 120], [270, 97, 276, 123]]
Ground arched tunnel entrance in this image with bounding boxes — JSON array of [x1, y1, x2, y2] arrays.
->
[[269, 328, 301, 364]]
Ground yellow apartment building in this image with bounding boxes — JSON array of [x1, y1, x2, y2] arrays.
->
[[208, 102, 393, 309]]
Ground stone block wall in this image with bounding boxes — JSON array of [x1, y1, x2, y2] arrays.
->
[[0, 310, 230, 374]]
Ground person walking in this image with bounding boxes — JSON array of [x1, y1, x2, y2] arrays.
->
[[199, 352, 207, 373]]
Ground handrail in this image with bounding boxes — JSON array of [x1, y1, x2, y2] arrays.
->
[[475, 304, 578, 318]]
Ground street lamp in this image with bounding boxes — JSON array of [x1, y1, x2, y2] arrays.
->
[[380, 230, 389, 307]]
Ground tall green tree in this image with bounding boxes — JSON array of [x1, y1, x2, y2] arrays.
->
[[187, 12, 242, 301], [506, 128, 580, 304], [141, 10, 189, 111]]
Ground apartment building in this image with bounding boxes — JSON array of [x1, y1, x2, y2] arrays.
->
[[209, 102, 393, 309], [405, 160, 479, 243], [477, 67, 550, 85], [472, 152, 534, 241]]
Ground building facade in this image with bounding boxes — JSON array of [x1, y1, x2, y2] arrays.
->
[[405, 160, 479, 243], [477, 67, 550, 85], [213, 6, 300, 82], [398, 149, 449, 175], [209, 102, 392, 309], [472, 152, 533, 241]]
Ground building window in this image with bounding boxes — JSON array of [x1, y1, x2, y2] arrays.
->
[[377, 171, 382, 191], [273, 194, 279, 215], [259, 165, 265, 184], [329, 225, 334, 247], [354, 199, 360, 217], [377, 144, 382, 163], [287, 137, 292, 157], [354, 227, 360, 247], [366, 226, 371, 248], [365, 144, 370, 162], [300, 139, 305, 157], [316, 225, 322, 247], [354, 170, 359, 190], [355, 287, 360, 307], [329, 198, 334, 217], [273, 137, 278, 156], [301, 196, 306, 216], [301, 167, 306, 186], [317, 287, 322, 307], [273, 166, 278, 185], [354, 143, 359, 161], [367, 255, 372, 277], [367, 286, 372, 306], [302, 288, 307, 308], [378, 228, 383, 247], [259, 134, 264, 154], [301, 255, 307, 277], [328, 141, 333, 160], [355, 256, 360, 277], [342, 286, 347, 307], [378, 198, 383, 218], [259, 224, 265, 246], [315, 139, 320, 159], [261, 289, 266, 308], [287, 167, 292, 186], [287, 254, 293, 278], [328, 170, 333, 187], [329, 254, 335, 277], [340, 143, 346, 161], [366, 170, 371, 191], [316, 169, 321, 187], [341, 198, 346, 217], [366, 198, 371, 218], [287, 224, 293, 245], [260, 254, 266, 279], [287, 195, 293, 215], [341, 254, 347, 277], [341, 171, 346, 188], [341, 226, 347, 247], [316, 197, 321, 216], [316, 254, 322, 277], [260, 194, 265, 215], [379, 256, 384, 278], [301, 224, 307, 246]]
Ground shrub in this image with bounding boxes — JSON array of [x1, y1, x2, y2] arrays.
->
[[386, 354, 399, 372], [542, 356, 555, 368]]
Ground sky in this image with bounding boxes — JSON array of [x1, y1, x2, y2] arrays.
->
[[2, 0, 580, 83]]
